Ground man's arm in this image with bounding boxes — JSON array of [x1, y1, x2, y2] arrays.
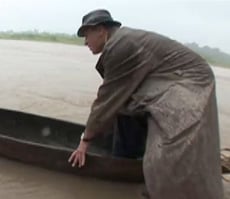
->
[[83, 35, 153, 140]]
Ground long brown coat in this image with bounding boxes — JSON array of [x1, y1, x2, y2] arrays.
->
[[84, 27, 223, 199]]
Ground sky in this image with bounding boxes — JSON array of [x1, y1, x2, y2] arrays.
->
[[0, 0, 230, 54]]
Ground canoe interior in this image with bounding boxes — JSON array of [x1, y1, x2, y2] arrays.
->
[[0, 108, 114, 155]]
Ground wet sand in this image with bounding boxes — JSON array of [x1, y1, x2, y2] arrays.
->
[[0, 39, 229, 198]]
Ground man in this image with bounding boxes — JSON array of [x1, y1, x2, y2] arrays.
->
[[68, 9, 223, 199]]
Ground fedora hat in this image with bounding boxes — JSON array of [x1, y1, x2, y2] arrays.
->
[[77, 9, 121, 37]]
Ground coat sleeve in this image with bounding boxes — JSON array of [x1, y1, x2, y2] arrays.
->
[[84, 35, 153, 140]]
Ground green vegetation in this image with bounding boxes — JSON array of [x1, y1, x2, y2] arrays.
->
[[0, 30, 84, 45], [186, 43, 230, 68], [0, 31, 229, 68]]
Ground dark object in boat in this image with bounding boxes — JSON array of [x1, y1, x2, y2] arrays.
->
[[221, 148, 230, 174], [0, 108, 143, 182]]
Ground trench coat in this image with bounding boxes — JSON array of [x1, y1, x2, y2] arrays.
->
[[84, 27, 223, 199]]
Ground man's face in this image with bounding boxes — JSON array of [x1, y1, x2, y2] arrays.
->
[[84, 26, 107, 54]]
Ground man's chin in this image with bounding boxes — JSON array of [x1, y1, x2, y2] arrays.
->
[[91, 50, 100, 55], [88, 46, 102, 55]]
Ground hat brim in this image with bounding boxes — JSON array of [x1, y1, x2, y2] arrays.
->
[[77, 21, 121, 37]]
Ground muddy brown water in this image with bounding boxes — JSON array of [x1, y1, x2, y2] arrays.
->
[[0, 40, 229, 198]]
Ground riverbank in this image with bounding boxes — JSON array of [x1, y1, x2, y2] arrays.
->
[[1, 32, 230, 68]]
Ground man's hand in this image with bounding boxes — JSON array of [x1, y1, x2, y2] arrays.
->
[[68, 140, 90, 168]]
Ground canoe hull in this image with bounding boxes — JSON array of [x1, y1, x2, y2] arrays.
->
[[0, 109, 144, 182]]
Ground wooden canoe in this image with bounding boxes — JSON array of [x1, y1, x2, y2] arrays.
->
[[0, 108, 228, 183], [0, 108, 143, 182]]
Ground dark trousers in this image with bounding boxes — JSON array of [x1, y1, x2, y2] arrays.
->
[[112, 114, 147, 159]]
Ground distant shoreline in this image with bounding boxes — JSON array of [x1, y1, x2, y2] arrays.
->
[[0, 31, 84, 45], [0, 31, 229, 69]]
